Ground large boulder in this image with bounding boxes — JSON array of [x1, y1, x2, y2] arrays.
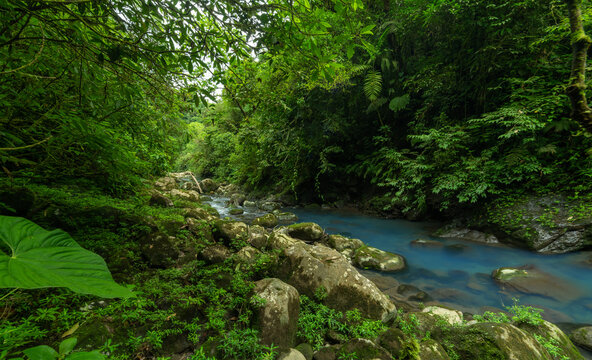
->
[[482, 195, 592, 253], [278, 349, 307, 360], [199, 178, 219, 193], [571, 326, 592, 351], [464, 322, 551, 360], [253, 278, 300, 349], [516, 320, 584, 360], [184, 207, 217, 222], [352, 246, 406, 272], [215, 220, 249, 242], [286, 223, 324, 241], [249, 225, 269, 250], [170, 189, 200, 202], [492, 266, 584, 302], [422, 306, 463, 326], [435, 227, 499, 244], [253, 213, 279, 228], [277, 241, 396, 321]]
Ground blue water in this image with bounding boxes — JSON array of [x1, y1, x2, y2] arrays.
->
[[289, 207, 592, 325]]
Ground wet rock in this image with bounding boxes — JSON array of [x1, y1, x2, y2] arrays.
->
[[141, 232, 179, 267], [243, 200, 257, 208], [229, 193, 246, 206], [571, 326, 592, 351], [149, 191, 173, 207], [278, 349, 306, 360], [435, 226, 499, 244], [260, 201, 282, 212], [359, 270, 399, 291], [443, 244, 469, 253], [327, 234, 364, 259], [492, 265, 584, 302], [200, 244, 231, 264], [170, 188, 200, 202], [253, 213, 279, 228], [199, 178, 219, 193], [465, 322, 552, 359], [228, 208, 244, 215], [422, 306, 463, 326], [275, 211, 299, 222], [249, 225, 269, 250], [277, 242, 396, 321], [483, 195, 592, 254], [419, 339, 450, 360], [215, 220, 249, 242], [253, 278, 300, 349], [353, 246, 406, 272], [410, 238, 444, 248], [337, 338, 392, 360], [396, 284, 432, 302], [154, 176, 177, 191], [286, 222, 324, 241], [516, 320, 584, 359]]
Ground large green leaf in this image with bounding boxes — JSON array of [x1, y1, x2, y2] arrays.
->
[[0, 216, 132, 298]]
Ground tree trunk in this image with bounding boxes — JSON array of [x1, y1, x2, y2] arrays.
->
[[566, 0, 592, 133]]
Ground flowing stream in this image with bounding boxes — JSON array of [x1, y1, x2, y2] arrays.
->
[[206, 197, 592, 327]]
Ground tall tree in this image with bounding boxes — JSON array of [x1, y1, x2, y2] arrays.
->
[[565, 0, 592, 132]]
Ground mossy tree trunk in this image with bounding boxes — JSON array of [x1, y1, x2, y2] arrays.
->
[[566, 0, 592, 133]]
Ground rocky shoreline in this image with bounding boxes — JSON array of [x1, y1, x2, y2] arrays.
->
[[151, 172, 592, 359]]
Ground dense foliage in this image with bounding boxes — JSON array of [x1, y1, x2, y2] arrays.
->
[[179, 0, 592, 216]]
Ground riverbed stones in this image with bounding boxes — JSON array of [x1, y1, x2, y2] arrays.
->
[[410, 238, 444, 247], [571, 326, 592, 351], [253, 213, 279, 228], [492, 265, 583, 302], [277, 242, 396, 321], [253, 278, 300, 349], [275, 211, 299, 222], [352, 246, 406, 272], [243, 200, 257, 208], [286, 222, 324, 241], [228, 207, 244, 215], [260, 201, 282, 212], [435, 227, 499, 244]]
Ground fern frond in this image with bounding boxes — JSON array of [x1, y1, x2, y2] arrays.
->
[[364, 70, 382, 101]]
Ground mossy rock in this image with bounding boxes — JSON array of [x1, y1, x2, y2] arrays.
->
[[419, 339, 450, 359], [229, 207, 244, 215], [353, 246, 406, 272], [337, 338, 391, 360], [286, 222, 324, 241], [571, 326, 592, 351], [253, 213, 279, 227], [516, 321, 584, 359]]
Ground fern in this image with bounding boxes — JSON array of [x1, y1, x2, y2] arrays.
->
[[364, 71, 382, 101]]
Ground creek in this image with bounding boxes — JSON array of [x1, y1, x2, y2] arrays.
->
[[206, 196, 592, 326]]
